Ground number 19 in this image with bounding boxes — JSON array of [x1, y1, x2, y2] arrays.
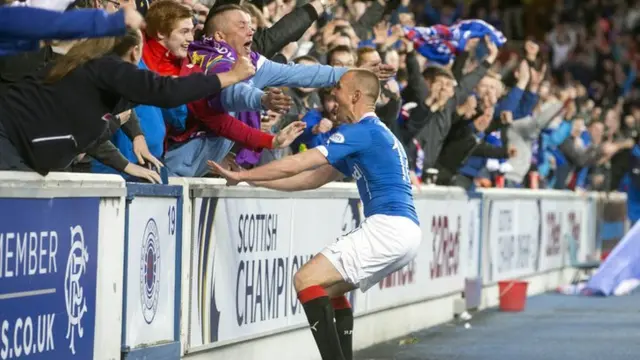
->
[[168, 205, 176, 235]]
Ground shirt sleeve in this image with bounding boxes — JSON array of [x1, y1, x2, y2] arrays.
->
[[0, 7, 125, 41], [315, 125, 371, 167], [220, 82, 264, 112], [252, 57, 348, 90]]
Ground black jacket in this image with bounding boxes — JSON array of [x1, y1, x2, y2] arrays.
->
[[435, 119, 509, 185], [0, 54, 224, 175], [252, 4, 319, 59], [403, 60, 491, 170]]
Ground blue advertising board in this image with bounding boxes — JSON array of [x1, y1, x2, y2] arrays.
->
[[0, 197, 100, 360]]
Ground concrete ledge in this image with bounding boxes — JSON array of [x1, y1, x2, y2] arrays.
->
[[0, 171, 125, 198]]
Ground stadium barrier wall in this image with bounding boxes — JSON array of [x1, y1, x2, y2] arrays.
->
[[590, 192, 629, 259], [120, 183, 184, 360], [0, 174, 628, 360], [476, 188, 595, 308], [0, 172, 126, 360], [166, 179, 615, 360]]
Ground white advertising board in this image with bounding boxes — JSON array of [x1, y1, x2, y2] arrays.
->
[[364, 197, 469, 312], [539, 198, 590, 268], [466, 198, 482, 279], [485, 199, 540, 282], [187, 191, 469, 348], [124, 196, 178, 348], [188, 197, 294, 347], [188, 197, 362, 348]]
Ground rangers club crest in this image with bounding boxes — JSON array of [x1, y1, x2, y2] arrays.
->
[[140, 218, 161, 324], [65, 225, 89, 355]]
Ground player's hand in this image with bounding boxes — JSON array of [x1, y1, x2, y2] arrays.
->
[[208, 160, 242, 186], [261, 88, 293, 114], [273, 121, 306, 148]]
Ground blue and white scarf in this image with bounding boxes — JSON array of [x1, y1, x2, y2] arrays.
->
[[403, 19, 507, 65]]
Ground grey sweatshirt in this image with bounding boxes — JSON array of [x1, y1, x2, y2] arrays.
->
[[505, 101, 565, 184]]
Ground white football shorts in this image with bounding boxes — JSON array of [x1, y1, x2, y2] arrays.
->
[[321, 214, 422, 292]]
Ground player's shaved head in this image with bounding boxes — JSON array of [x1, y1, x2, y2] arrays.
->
[[333, 69, 381, 123], [343, 69, 380, 104]]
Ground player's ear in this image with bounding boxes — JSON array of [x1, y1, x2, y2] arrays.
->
[[352, 90, 361, 104]]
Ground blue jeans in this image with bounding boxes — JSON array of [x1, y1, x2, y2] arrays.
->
[[164, 136, 233, 177]]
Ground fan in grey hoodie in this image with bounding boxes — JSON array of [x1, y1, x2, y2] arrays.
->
[[504, 100, 566, 185]]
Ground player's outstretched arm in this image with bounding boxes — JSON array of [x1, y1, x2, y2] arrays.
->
[[250, 164, 343, 191], [209, 148, 329, 183]]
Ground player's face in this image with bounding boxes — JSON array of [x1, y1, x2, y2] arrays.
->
[[332, 79, 354, 123]]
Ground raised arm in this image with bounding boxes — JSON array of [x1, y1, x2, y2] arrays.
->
[[0, 6, 126, 41], [452, 36, 499, 106], [249, 164, 343, 191], [253, 58, 348, 90], [232, 148, 329, 182], [220, 59, 348, 112], [452, 59, 490, 106], [252, 1, 322, 58], [220, 82, 265, 112], [95, 56, 253, 108]]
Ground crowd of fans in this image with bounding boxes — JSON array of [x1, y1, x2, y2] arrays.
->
[[1, 0, 639, 193]]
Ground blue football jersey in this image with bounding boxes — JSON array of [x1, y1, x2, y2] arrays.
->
[[316, 114, 419, 225]]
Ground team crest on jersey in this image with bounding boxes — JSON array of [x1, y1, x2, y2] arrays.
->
[[329, 133, 345, 144], [141, 218, 161, 324]]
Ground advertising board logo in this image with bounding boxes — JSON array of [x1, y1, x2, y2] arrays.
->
[[430, 215, 461, 279], [65, 225, 89, 355], [140, 218, 161, 324]]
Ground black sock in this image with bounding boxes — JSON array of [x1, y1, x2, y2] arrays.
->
[[332, 296, 354, 360], [298, 285, 345, 360]]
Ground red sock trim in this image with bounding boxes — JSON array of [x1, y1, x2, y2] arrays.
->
[[297, 285, 327, 304], [330, 296, 351, 310]]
